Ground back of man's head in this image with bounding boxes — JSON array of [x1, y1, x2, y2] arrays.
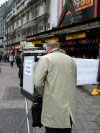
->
[[43, 40, 60, 53]]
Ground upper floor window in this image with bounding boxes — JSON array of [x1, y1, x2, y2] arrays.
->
[[39, 2, 45, 16], [21, 16, 24, 25], [34, 5, 39, 18], [16, 19, 19, 28], [26, 11, 29, 22]]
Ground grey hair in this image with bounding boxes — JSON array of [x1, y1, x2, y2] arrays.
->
[[43, 42, 60, 49]]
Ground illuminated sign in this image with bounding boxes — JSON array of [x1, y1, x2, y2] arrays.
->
[[75, 0, 93, 11], [66, 33, 86, 40], [32, 41, 41, 44], [60, 0, 98, 26], [45, 38, 58, 43]]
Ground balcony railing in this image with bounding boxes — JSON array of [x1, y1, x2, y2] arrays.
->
[[21, 19, 35, 29], [34, 13, 49, 23]]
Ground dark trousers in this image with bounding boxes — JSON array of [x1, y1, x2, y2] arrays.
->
[[10, 61, 13, 67], [45, 127, 72, 133]]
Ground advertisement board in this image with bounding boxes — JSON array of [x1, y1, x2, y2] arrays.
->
[[23, 56, 35, 95], [60, 0, 99, 26]]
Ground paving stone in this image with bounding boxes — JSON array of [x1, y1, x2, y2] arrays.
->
[[76, 114, 86, 122], [78, 109, 89, 115], [72, 129, 77, 133], [0, 108, 32, 133], [95, 130, 100, 133], [73, 122, 83, 130], [84, 114, 94, 121], [81, 122, 100, 130], [33, 127, 45, 133], [92, 105, 100, 110], [76, 130, 95, 133], [87, 109, 98, 115], [3, 87, 24, 101]]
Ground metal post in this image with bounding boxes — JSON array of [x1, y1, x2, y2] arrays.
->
[[25, 98, 31, 133]]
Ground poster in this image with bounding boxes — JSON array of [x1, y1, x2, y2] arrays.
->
[[59, 0, 98, 26], [24, 60, 33, 76]]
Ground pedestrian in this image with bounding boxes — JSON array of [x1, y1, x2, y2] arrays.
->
[[35, 41, 77, 133], [0, 55, 2, 62], [9, 54, 14, 67], [7, 55, 9, 63], [16, 52, 21, 68]]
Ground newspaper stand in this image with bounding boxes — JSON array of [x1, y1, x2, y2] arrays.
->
[[16, 49, 46, 133]]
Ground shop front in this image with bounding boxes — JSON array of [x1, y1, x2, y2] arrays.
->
[[27, 17, 100, 59], [5, 42, 21, 55], [27, 0, 100, 58]]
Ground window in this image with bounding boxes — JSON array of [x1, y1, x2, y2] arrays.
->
[[32, 7, 35, 18], [21, 16, 23, 25], [16, 20, 19, 28], [26, 12, 29, 22], [39, 2, 44, 16], [34, 5, 39, 18], [14, 22, 16, 29]]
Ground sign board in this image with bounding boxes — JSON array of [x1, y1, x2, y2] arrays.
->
[[73, 58, 99, 85], [21, 50, 46, 102], [23, 56, 35, 95], [66, 32, 86, 40]]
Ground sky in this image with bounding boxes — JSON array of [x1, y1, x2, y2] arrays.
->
[[0, 0, 6, 6]]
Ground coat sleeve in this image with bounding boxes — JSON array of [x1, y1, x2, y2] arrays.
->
[[35, 57, 48, 96]]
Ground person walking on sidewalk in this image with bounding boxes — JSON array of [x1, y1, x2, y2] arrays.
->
[[9, 54, 14, 67], [35, 41, 77, 133]]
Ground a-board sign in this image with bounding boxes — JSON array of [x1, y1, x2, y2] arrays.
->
[[21, 50, 46, 102], [23, 56, 35, 95]]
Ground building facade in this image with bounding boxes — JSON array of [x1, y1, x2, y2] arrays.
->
[[5, 0, 63, 52], [0, 0, 13, 52], [0, 2, 9, 39], [5, 0, 49, 51]]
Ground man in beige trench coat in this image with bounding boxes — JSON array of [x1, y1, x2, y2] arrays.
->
[[35, 41, 77, 133]]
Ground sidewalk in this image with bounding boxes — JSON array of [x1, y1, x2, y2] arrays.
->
[[0, 63, 100, 133], [0, 63, 32, 133]]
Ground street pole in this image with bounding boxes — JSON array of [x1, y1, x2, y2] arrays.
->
[[25, 98, 31, 133]]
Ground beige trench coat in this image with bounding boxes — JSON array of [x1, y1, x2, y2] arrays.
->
[[35, 49, 77, 128]]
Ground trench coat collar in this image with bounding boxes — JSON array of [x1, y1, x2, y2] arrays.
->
[[50, 48, 66, 54]]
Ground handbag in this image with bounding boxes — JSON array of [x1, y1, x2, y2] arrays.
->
[[32, 94, 43, 127]]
